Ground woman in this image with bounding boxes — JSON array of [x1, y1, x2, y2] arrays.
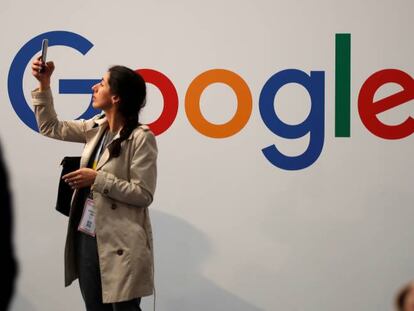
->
[[31, 57, 158, 311]]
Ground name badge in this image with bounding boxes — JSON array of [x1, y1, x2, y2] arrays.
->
[[78, 198, 96, 237]]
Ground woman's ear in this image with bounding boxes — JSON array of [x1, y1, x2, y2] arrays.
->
[[111, 94, 120, 106]]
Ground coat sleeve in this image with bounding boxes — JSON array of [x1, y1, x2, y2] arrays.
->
[[31, 87, 97, 143], [91, 129, 158, 207]]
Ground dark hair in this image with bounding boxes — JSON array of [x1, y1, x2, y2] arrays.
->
[[396, 282, 413, 311], [107, 65, 147, 158]]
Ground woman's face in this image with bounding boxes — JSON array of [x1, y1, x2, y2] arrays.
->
[[91, 72, 117, 110]]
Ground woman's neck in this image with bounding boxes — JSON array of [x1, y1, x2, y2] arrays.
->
[[104, 108, 125, 133]]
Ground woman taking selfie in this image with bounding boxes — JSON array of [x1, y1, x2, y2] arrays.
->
[[31, 56, 158, 311]]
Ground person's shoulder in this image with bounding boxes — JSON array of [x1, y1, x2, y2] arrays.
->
[[131, 124, 157, 148], [81, 112, 106, 131], [134, 124, 155, 137], [138, 124, 152, 132], [93, 112, 106, 123]]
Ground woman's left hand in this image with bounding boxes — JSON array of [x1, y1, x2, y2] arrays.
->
[[62, 168, 98, 190]]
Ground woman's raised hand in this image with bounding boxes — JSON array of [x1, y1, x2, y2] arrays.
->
[[31, 55, 55, 90]]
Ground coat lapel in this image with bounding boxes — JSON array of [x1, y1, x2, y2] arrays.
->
[[96, 145, 110, 171], [81, 115, 109, 168], [95, 129, 123, 171]]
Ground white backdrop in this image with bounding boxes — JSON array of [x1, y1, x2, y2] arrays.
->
[[1, 1, 414, 310]]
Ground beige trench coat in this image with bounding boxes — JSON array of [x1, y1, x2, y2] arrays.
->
[[31, 88, 158, 303]]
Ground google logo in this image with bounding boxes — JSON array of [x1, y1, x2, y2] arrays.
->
[[8, 31, 414, 170]]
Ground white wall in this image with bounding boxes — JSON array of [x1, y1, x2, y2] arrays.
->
[[1, 0, 413, 310]]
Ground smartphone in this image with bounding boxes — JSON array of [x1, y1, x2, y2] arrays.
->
[[39, 39, 48, 73]]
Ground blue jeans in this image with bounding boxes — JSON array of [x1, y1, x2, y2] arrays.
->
[[75, 231, 142, 311]]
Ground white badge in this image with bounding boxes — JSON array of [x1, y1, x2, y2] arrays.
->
[[78, 198, 96, 237]]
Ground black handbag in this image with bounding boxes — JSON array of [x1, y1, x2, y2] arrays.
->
[[56, 156, 81, 216]]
